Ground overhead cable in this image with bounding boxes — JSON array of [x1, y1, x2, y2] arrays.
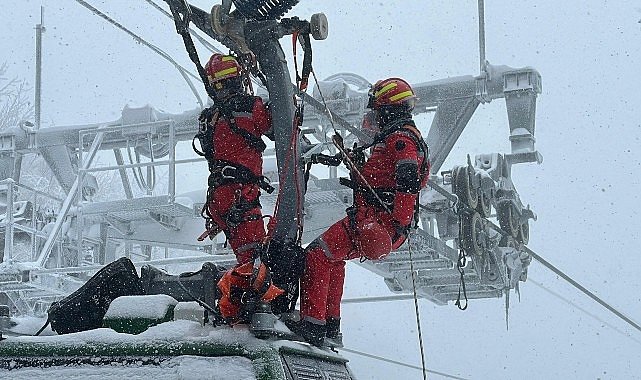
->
[[143, 0, 221, 54], [340, 347, 470, 380], [524, 246, 641, 334], [481, 219, 641, 335], [73, 0, 204, 107], [528, 278, 641, 346], [143, 0, 270, 93]]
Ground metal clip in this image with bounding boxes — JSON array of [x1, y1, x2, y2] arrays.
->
[[221, 165, 237, 179]]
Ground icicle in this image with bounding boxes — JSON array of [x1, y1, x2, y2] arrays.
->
[[504, 288, 510, 331]]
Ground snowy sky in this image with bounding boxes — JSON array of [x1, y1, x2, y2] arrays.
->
[[2, 1, 641, 379]]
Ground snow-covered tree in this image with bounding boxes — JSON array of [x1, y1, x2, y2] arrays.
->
[[0, 62, 33, 130]]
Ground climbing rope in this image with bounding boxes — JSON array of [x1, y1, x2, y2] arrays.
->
[[309, 69, 392, 214], [407, 230, 428, 380]]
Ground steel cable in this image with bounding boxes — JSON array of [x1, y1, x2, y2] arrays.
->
[[340, 347, 469, 380], [73, 0, 204, 107]]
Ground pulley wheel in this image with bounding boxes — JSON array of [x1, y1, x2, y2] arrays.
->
[[517, 220, 530, 245], [455, 166, 478, 210], [497, 203, 519, 238], [461, 211, 484, 256], [477, 184, 493, 218]]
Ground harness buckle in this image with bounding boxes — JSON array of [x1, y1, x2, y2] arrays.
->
[[221, 165, 237, 179], [380, 191, 395, 206]]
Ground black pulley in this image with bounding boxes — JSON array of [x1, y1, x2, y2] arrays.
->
[[454, 166, 478, 210], [477, 178, 494, 218], [497, 203, 520, 238], [517, 220, 530, 245], [461, 211, 485, 256]]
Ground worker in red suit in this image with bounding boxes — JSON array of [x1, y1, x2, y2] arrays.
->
[[288, 78, 430, 346], [195, 53, 280, 322]]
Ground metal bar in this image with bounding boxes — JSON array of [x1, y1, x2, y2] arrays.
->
[[113, 148, 134, 199], [478, 0, 486, 74], [3, 179, 15, 262], [34, 6, 45, 130], [31, 189, 37, 260], [12, 180, 63, 203], [9, 223, 48, 238], [78, 120, 171, 136], [36, 129, 106, 268], [80, 156, 206, 173], [297, 90, 371, 143], [168, 121, 176, 203], [30, 254, 237, 275], [341, 294, 416, 304], [118, 236, 223, 252]]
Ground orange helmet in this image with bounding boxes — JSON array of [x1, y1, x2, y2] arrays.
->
[[367, 77, 417, 110], [204, 54, 242, 83]]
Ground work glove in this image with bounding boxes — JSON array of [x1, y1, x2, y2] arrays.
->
[[198, 107, 218, 131], [310, 153, 343, 167], [346, 144, 366, 168]]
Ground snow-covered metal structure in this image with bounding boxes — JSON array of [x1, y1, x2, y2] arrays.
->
[[0, 0, 541, 315]]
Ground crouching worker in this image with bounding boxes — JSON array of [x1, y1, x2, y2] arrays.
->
[[288, 78, 430, 347]]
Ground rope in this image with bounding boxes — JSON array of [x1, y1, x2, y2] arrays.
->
[[407, 230, 428, 379], [309, 69, 394, 214], [340, 347, 469, 380]]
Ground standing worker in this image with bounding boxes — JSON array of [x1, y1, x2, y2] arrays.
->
[[195, 53, 281, 322], [196, 53, 274, 265], [288, 78, 430, 346]]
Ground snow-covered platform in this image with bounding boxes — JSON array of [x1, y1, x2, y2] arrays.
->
[[0, 319, 353, 379]]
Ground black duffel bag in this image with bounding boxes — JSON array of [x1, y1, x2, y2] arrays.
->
[[47, 257, 143, 335]]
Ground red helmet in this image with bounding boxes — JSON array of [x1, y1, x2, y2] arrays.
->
[[204, 54, 242, 83], [367, 77, 417, 110]]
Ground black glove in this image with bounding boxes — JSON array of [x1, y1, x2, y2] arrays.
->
[[310, 153, 343, 167], [199, 107, 218, 131], [347, 143, 366, 168]]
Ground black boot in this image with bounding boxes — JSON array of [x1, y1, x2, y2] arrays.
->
[[284, 319, 326, 347], [325, 317, 343, 348]]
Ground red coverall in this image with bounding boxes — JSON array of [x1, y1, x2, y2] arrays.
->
[[205, 95, 271, 265], [300, 124, 428, 325]]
